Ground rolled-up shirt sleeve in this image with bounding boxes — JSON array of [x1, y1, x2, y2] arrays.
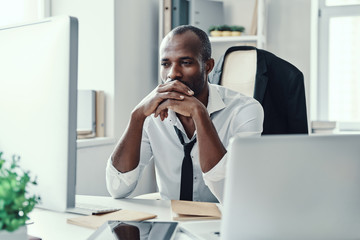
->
[[106, 122, 153, 198], [203, 101, 264, 203], [106, 157, 141, 198]]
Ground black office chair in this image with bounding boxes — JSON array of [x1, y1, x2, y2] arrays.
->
[[209, 46, 308, 135]]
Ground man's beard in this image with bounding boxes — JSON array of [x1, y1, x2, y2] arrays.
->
[[178, 71, 207, 97]]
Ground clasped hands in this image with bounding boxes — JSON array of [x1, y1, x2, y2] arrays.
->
[[136, 80, 203, 121]]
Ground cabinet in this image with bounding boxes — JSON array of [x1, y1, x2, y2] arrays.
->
[[160, 0, 266, 62]]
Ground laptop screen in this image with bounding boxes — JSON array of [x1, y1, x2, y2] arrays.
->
[[222, 134, 360, 239]]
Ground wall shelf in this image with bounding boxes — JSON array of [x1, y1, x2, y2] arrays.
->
[[210, 35, 259, 43]]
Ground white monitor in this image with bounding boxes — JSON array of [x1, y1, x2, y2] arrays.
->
[[222, 134, 360, 240], [0, 16, 78, 212]]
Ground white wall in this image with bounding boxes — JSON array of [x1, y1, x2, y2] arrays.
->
[[223, 0, 256, 35], [114, 0, 159, 138], [265, 0, 312, 122]]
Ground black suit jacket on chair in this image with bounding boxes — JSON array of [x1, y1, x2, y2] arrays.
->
[[209, 46, 308, 135]]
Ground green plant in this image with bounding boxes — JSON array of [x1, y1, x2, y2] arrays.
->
[[0, 152, 40, 232], [218, 25, 232, 31], [208, 25, 219, 33], [230, 25, 245, 32]]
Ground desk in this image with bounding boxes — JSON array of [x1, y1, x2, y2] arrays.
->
[[27, 195, 194, 240]]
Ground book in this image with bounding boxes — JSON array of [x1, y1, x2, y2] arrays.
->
[[311, 120, 337, 129], [311, 121, 337, 134], [67, 209, 157, 229], [163, 0, 172, 37], [171, 200, 221, 221], [250, 0, 258, 35], [188, 0, 224, 34], [95, 90, 105, 137], [77, 90, 96, 138]]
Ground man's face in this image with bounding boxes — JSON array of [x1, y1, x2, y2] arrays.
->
[[159, 31, 208, 96]]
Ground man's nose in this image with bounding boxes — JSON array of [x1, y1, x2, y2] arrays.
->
[[167, 64, 182, 80]]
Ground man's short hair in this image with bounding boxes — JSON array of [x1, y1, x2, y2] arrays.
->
[[170, 25, 211, 62]]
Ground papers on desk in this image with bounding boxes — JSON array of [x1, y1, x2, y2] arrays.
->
[[171, 200, 222, 221], [67, 209, 157, 229]]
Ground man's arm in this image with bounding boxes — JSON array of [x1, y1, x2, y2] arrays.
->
[[192, 106, 227, 172]]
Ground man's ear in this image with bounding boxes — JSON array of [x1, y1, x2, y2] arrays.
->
[[205, 58, 215, 74]]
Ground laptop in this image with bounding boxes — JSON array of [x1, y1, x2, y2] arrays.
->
[[221, 134, 360, 240], [180, 134, 360, 239]]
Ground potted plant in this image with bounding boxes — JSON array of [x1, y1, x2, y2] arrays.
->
[[218, 25, 232, 37], [208, 25, 221, 37], [230, 25, 245, 36], [0, 152, 40, 240]]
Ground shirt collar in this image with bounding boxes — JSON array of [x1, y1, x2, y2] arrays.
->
[[207, 83, 226, 115], [167, 83, 226, 124]]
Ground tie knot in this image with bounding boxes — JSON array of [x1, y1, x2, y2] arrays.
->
[[183, 138, 197, 155]]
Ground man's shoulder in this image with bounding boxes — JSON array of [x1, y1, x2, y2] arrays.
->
[[209, 83, 259, 106]]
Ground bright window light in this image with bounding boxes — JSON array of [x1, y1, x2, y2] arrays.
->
[[0, 0, 44, 27], [0, 0, 26, 26], [328, 16, 360, 122], [326, 0, 360, 6]]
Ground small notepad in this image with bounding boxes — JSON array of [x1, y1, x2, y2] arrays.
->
[[67, 209, 157, 229], [171, 200, 222, 221]]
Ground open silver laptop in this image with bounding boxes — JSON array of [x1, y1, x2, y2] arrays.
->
[[222, 134, 360, 240]]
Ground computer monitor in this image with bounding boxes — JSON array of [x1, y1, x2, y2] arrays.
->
[[0, 16, 78, 212]]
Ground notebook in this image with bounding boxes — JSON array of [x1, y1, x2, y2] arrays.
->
[[171, 200, 221, 221], [221, 134, 360, 240]]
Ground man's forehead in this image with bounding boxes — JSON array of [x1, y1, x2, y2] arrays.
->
[[160, 31, 201, 57]]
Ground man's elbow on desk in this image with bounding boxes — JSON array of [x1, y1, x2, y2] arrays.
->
[[106, 158, 139, 198]]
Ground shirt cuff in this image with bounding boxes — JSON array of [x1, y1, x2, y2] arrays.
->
[[203, 153, 227, 182]]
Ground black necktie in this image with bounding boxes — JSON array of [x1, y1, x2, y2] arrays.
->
[[174, 126, 197, 201]]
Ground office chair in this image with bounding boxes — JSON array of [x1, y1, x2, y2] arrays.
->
[[209, 46, 308, 135]]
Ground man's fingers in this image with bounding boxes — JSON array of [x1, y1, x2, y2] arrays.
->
[[160, 109, 168, 121], [158, 80, 194, 96], [155, 100, 173, 117], [157, 91, 185, 102], [155, 99, 186, 117]]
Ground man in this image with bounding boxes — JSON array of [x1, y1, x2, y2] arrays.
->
[[106, 25, 263, 203]]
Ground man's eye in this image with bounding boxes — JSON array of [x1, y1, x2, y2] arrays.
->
[[182, 61, 192, 65], [161, 62, 170, 67]]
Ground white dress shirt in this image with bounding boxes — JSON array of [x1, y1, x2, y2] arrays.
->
[[106, 83, 264, 203]]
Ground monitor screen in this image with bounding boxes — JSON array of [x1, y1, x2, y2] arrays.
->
[[0, 15, 78, 212]]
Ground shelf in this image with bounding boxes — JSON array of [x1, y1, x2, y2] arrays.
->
[[209, 35, 259, 43], [77, 137, 116, 149]]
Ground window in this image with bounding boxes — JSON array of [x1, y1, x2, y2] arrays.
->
[[317, 0, 360, 129], [0, 0, 49, 27]]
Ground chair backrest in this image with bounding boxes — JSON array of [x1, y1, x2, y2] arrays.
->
[[221, 49, 257, 97], [209, 46, 308, 135]]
